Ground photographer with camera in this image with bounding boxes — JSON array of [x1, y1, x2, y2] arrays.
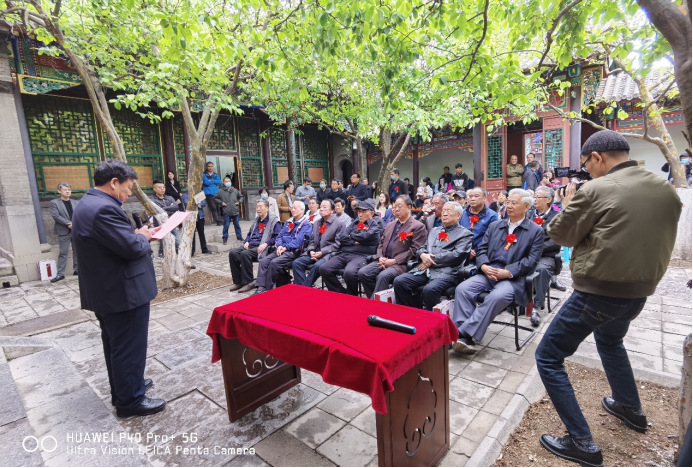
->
[[535, 130, 682, 466]]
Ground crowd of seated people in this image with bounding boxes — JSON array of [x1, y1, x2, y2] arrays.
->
[[226, 173, 562, 354]]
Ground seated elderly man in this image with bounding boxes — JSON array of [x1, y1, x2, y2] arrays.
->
[[451, 189, 544, 354], [525, 185, 562, 326], [228, 200, 282, 293], [358, 196, 427, 299], [254, 201, 313, 295], [292, 199, 345, 288], [393, 202, 472, 310], [333, 198, 352, 227], [460, 187, 498, 263], [319, 199, 384, 296]]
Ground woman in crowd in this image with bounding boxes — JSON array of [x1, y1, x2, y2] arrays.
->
[[541, 170, 561, 189], [506, 154, 524, 191], [420, 177, 434, 198], [165, 170, 184, 211], [375, 191, 391, 218], [259, 187, 280, 219]]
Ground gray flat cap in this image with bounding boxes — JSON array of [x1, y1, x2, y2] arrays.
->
[[581, 130, 630, 155]]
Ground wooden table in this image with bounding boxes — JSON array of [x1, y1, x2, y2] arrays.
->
[[217, 336, 450, 467]]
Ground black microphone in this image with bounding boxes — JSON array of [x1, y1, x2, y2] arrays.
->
[[367, 315, 416, 335]]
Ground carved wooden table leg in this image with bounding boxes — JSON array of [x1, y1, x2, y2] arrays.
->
[[375, 346, 450, 467], [218, 336, 301, 422]]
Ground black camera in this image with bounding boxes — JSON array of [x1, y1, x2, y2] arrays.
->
[[554, 167, 593, 181]]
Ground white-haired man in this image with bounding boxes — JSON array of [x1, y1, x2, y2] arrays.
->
[[452, 189, 544, 353], [254, 201, 313, 294]]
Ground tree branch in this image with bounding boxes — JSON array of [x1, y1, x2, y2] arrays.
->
[[535, 0, 584, 71]]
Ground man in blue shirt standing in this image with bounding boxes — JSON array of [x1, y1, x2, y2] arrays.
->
[[460, 187, 498, 264], [202, 161, 223, 225]]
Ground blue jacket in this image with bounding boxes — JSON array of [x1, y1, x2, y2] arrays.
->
[[276, 215, 313, 251], [460, 206, 498, 250], [72, 188, 157, 315], [202, 172, 221, 196]]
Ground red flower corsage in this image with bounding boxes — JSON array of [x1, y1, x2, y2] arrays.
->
[[287, 222, 295, 231], [504, 233, 517, 250], [309, 215, 315, 222], [357, 222, 369, 231], [258, 223, 266, 233], [395, 186, 399, 193], [398, 232, 414, 242], [438, 231, 450, 242], [319, 223, 326, 234], [469, 215, 479, 230], [534, 217, 544, 226]]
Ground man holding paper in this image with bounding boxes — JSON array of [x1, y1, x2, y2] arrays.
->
[[72, 160, 167, 418]]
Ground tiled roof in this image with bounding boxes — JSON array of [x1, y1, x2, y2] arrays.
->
[[594, 71, 671, 102]]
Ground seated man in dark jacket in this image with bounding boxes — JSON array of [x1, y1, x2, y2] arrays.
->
[[393, 202, 472, 310], [255, 201, 313, 294], [319, 199, 384, 296], [525, 186, 561, 326], [452, 189, 544, 354], [358, 196, 427, 299], [228, 200, 282, 294], [293, 199, 345, 288]]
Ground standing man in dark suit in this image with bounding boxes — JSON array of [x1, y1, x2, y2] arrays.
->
[[72, 160, 165, 418], [358, 196, 427, 299], [346, 173, 369, 217], [451, 189, 544, 354], [389, 169, 408, 201], [49, 182, 79, 282], [293, 199, 345, 287]]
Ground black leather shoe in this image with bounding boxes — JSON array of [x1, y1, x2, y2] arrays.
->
[[551, 279, 567, 291], [530, 310, 542, 327], [229, 283, 246, 292], [116, 397, 166, 418], [540, 434, 603, 467], [253, 287, 267, 295], [144, 378, 153, 391], [50, 274, 65, 283], [602, 397, 648, 432]]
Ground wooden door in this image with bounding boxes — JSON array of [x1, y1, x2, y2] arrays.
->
[[484, 126, 506, 204]]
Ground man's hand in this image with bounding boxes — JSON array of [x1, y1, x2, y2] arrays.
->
[[380, 258, 397, 269], [176, 199, 181, 204], [222, 202, 227, 207], [136, 226, 160, 241], [276, 246, 287, 256], [470, 249, 476, 259], [243, 242, 249, 250], [419, 253, 436, 269], [481, 264, 499, 281], [495, 269, 512, 280], [561, 182, 577, 207], [68, 223, 72, 229], [235, 202, 239, 206], [257, 243, 267, 253], [310, 251, 323, 260]]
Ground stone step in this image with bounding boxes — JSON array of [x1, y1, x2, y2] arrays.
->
[[0, 257, 14, 277]]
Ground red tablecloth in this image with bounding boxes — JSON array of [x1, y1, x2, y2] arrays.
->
[[207, 285, 458, 414]]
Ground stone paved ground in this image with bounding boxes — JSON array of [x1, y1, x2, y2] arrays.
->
[[1, 228, 690, 467]]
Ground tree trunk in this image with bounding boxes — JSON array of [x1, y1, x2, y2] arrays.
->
[[637, 0, 692, 147], [672, 188, 692, 262], [356, 136, 367, 178], [678, 333, 692, 460], [286, 118, 299, 183], [376, 128, 412, 200]]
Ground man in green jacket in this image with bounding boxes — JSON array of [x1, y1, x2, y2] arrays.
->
[[536, 130, 682, 467]]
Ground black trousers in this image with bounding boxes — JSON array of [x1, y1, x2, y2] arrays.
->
[[229, 247, 259, 285], [393, 273, 456, 310], [96, 303, 150, 410], [205, 194, 222, 223], [192, 217, 208, 254], [319, 252, 367, 296]]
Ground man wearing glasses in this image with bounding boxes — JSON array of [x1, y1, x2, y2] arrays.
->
[[536, 130, 682, 466]]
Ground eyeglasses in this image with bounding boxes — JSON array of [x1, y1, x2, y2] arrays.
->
[[580, 153, 594, 171], [534, 196, 549, 199]]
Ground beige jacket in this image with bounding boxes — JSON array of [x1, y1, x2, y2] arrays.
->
[[547, 161, 682, 298]]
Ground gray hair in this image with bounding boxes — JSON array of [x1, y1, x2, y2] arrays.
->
[[256, 199, 270, 208], [292, 200, 305, 212], [508, 188, 533, 207], [444, 201, 464, 217], [432, 193, 449, 203], [57, 182, 71, 190], [535, 185, 555, 201]]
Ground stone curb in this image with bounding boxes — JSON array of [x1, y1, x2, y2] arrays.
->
[[566, 353, 681, 388], [466, 364, 546, 466]]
